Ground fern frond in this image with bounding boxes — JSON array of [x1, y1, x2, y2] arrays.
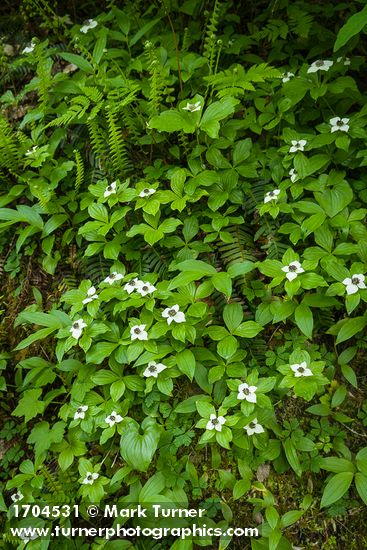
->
[[106, 105, 131, 175], [206, 64, 281, 98], [74, 149, 84, 192], [0, 114, 20, 171], [203, 0, 223, 73]]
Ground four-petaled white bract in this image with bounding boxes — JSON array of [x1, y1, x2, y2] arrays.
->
[[237, 383, 257, 403], [182, 101, 201, 112], [290, 361, 313, 377], [80, 19, 98, 33], [103, 272, 123, 284], [25, 146, 38, 156], [282, 72, 294, 83], [130, 324, 148, 340], [82, 286, 98, 304], [82, 472, 99, 485], [343, 274, 366, 295], [307, 60, 333, 73], [70, 319, 87, 340], [206, 414, 226, 432], [136, 281, 156, 296], [289, 168, 298, 183], [105, 411, 123, 427], [244, 418, 264, 436], [330, 117, 349, 133], [104, 181, 117, 198], [124, 277, 142, 294], [289, 139, 307, 153], [143, 361, 167, 378], [11, 490, 24, 503], [281, 261, 304, 281], [74, 405, 88, 420], [264, 189, 280, 203], [162, 304, 186, 325], [139, 188, 156, 198], [22, 43, 35, 54]]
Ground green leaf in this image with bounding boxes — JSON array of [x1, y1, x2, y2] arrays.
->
[[234, 321, 263, 338], [13, 389, 45, 422], [59, 52, 94, 73], [355, 473, 367, 505], [176, 349, 196, 381], [294, 303, 313, 339], [86, 342, 119, 364], [335, 316, 367, 344], [175, 259, 217, 275], [14, 327, 57, 351], [334, 4, 367, 51], [217, 335, 238, 359], [320, 471, 354, 508], [120, 418, 161, 472], [211, 272, 232, 298], [283, 439, 302, 477], [149, 111, 195, 133], [200, 97, 238, 138], [223, 303, 243, 332], [319, 457, 355, 473]]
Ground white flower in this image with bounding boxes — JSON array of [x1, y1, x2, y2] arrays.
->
[[206, 414, 226, 432], [20, 531, 38, 543], [337, 56, 350, 66], [80, 19, 98, 34], [330, 117, 349, 133], [282, 71, 294, 83], [124, 277, 142, 294], [130, 324, 148, 340], [105, 411, 123, 427], [307, 60, 333, 73], [103, 181, 117, 198], [70, 319, 87, 340], [82, 286, 98, 304], [22, 43, 35, 54], [264, 189, 280, 203], [103, 272, 124, 284], [237, 383, 257, 403], [136, 281, 156, 296], [342, 274, 366, 295], [289, 139, 307, 153], [74, 405, 88, 420], [182, 101, 201, 112], [25, 146, 38, 156], [281, 261, 304, 281], [11, 490, 24, 503], [161, 304, 186, 325], [139, 188, 156, 198], [290, 361, 313, 377], [143, 361, 166, 378], [289, 168, 298, 183], [82, 472, 99, 485], [244, 418, 264, 436]]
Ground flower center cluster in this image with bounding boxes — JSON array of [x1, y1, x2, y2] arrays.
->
[[298, 366, 305, 373], [109, 415, 116, 421], [134, 328, 141, 334], [352, 277, 360, 284], [243, 388, 250, 395], [211, 418, 219, 425], [72, 322, 80, 329], [109, 273, 116, 279], [77, 407, 83, 413], [249, 422, 256, 429], [149, 365, 157, 372], [87, 474, 93, 480], [168, 309, 176, 316], [288, 264, 297, 272], [316, 60, 324, 67]]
